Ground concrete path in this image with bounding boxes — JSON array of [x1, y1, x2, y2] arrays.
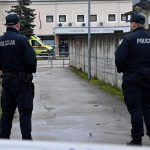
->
[[11, 60, 150, 146]]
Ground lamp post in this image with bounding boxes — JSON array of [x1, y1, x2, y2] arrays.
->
[[88, 0, 91, 80]]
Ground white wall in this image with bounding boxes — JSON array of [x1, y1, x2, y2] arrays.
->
[[0, 3, 13, 34], [69, 33, 123, 88], [0, 1, 132, 36], [31, 1, 132, 36]]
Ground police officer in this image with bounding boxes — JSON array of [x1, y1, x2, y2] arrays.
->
[[115, 13, 150, 145], [0, 14, 37, 140]]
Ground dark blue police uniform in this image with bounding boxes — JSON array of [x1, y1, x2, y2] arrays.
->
[[115, 14, 150, 145], [0, 14, 37, 140]]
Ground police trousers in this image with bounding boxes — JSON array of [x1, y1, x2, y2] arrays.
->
[[122, 73, 150, 138], [0, 73, 34, 140]]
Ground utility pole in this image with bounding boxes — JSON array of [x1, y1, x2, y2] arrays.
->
[[88, 0, 91, 80]]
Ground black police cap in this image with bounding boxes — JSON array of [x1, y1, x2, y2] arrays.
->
[[5, 14, 20, 25], [129, 13, 145, 24]]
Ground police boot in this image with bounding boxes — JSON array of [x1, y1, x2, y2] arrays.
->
[[127, 137, 142, 146]]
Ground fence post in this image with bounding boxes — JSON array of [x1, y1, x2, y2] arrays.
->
[[48, 52, 50, 63], [63, 55, 65, 68], [50, 56, 53, 68]]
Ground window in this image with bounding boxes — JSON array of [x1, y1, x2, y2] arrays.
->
[[128, 15, 131, 21], [31, 40, 41, 47], [77, 15, 84, 22], [46, 15, 53, 23], [121, 14, 127, 21], [59, 15, 66, 22], [90, 15, 97, 22], [108, 14, 116, 21]]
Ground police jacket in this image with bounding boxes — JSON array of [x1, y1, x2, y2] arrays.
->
[[115, 27, 150, 74], [0, 27, 37, 73]]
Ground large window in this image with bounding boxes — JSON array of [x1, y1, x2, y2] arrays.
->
[[90, 15, 97, 22], [46, 15, 54, 23], [108, 14, 116, 21], [59, 15, 66, 22], [77, 15, 84, 22]]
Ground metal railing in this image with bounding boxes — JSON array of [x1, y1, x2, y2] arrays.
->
[[36, 52, 69, 68]]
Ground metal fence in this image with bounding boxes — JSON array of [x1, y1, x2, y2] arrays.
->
[[36, 52, 69, 68]]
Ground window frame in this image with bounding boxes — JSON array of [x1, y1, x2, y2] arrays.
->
[[90, 14, 98, 22], [46, 15, 54, 23], [108, 13, 117, 22], [121, 14, 127, 22], [58, 14, 67, 23], [77, 14, 85, 23]]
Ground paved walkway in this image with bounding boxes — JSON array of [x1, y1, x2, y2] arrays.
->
[[11, 60, 150, 146]]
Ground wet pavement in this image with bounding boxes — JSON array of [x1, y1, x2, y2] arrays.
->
[[11, 60, 150, 146]]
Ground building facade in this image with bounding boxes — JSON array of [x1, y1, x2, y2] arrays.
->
[[132, 0, 150, 29], [0, 0, 132, 52]]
